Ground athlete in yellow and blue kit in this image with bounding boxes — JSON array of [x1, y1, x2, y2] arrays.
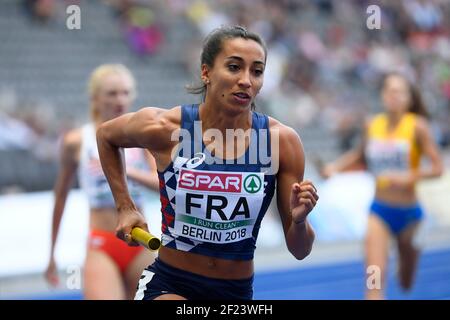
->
[[323, 72, 443, 299]]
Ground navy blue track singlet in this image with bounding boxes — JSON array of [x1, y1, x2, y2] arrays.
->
[[157, 104, 276, 260]]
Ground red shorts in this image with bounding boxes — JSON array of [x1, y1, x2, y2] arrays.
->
[[88, 229, 144, 274]]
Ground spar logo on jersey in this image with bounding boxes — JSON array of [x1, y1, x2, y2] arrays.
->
[[178, 168, 263, 194], [243, 174, 262, 193]]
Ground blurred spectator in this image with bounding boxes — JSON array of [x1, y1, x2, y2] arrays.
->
[[404, 0, 442, 32], [0, 112, 37, 151], [23, 0, 56, 23], [104, 0, 165, 56], [122, 4, 164, 56], [0, 86, 68, 162]]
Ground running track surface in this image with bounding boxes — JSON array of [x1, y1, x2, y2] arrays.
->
[[6, 248, 450, 300]]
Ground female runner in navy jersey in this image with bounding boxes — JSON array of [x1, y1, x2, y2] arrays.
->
[[96, 26, 319, 300]]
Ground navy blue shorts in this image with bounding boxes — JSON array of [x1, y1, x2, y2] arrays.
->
[[369, 199, 424, 235], [134, 258, 254, 300]]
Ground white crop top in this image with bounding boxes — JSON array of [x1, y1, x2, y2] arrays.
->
[[78, 123, 147, 209]]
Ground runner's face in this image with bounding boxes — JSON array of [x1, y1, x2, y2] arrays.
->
[[202, 38, 265, 114], [94, 73, 134, 122], [382, 75, 411, 115]]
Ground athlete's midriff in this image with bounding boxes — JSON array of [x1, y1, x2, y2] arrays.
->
[[374, 185, 417, 206], [158, 246, 254, 280]]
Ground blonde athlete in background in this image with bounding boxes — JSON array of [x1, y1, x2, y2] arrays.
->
[[45, 64, 159, 299], [323, 72, 443, 299], [97, 26, 319, 300]]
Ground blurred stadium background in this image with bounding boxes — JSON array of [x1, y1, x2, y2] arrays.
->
[[1, 0, 449, 299]]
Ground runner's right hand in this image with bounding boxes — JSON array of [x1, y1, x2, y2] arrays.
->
[[116, 207, 149, 246]]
